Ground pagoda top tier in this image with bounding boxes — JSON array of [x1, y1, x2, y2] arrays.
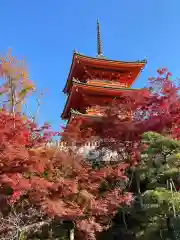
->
[[63, 52, 147, 94], [63, 20, 147, 94]]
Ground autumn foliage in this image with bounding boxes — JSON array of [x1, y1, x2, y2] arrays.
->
[[1, 64, 180, 239], [61, 68, 180, 239], [63, 68, 180, 163], [0, 111, 133, 239], [0, 49, 35, 113]]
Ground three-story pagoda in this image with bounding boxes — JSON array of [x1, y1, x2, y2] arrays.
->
[[61, 20, 147, 126]]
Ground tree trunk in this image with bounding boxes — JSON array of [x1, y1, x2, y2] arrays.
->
[[69, 228, 74, 240], [167, 217, 176, 240], [135, 172, 143, 208]]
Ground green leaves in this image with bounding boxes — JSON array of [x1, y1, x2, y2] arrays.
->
[[143, 188, 180, 210], [120, 132, 180, 239], [140, 132, 180, 185], [142, 132, 180, 154]]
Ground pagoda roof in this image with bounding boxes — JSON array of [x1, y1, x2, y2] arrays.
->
[[72, 79, 140, 92], [71, 108, 102, 118], [61, 79, 140, 120], [68, 109, 102, 124], [63, 52, 147, 93]]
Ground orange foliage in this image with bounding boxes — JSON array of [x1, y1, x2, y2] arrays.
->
[[0, 49, 35, 112]]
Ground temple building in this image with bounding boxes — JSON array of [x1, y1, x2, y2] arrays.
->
[[61, 20, 147, 127]]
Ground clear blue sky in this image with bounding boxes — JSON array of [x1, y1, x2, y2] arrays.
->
[[0, 0, 180, 131]]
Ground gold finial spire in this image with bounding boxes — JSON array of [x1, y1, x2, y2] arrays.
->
[[97, 19, 103, 58]]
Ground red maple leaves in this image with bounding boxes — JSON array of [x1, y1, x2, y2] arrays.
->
[[60, 68, 180, 238], [2, 67, 180, 239], [65, 68, 180, 152], [0, 108, 132, 240]]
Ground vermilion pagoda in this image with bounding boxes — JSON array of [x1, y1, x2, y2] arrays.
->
[[61, 20, 147, 126]]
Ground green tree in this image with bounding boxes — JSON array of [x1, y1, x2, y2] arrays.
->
[[114, 132, 180, 240]]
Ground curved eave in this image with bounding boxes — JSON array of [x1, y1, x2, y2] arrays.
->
[[74, 52, 147, 65], [68, 109, 103, 124], [63, 52, 147, 93], [63, 53, 77, 93], [71, 109, 102, 118], [73, 80, 140, 92]]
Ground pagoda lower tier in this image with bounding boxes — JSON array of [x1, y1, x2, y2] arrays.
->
[[61, 79, 139, 120], [67, 105, 133, 127]]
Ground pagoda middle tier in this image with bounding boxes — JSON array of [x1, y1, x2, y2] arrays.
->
[[61, 52, 146, 124]]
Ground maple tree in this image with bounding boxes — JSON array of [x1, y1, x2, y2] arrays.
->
[[0, 49, 35, 113], [0, 109, 133, 240]]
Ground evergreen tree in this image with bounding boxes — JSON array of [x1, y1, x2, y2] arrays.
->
[[114, 132, 180, 240]]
